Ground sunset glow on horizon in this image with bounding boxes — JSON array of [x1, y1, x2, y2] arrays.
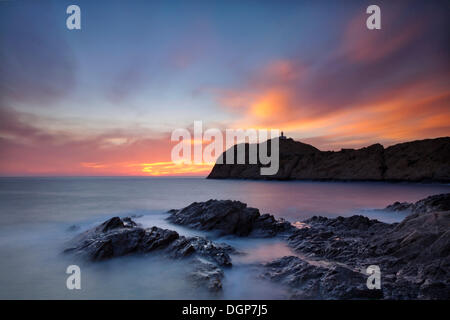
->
[[0, 0, 449, 176]]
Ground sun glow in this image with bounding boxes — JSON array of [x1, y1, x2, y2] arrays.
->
[[137, 162, 214, 176]]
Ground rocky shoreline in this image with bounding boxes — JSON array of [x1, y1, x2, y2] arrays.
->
[[275, 194, 450, 299], [207, 137, 450, 182], [64, 193, 450, 299]]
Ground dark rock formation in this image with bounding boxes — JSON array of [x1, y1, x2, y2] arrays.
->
[[64, 217, 234, 291], [263, 193, 450, 299], [63, 193, 450, 298], [188, 258, 225, 292], [167, 199, 294, 237], [207, 137, 450, 182], [262, 256, 382, 299], [384, 201, 412, 212], [385, 193, 450, 214], [384, 139, 450, 181]]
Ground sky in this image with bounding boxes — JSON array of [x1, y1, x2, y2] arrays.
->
[[0, 0, 449, 176]]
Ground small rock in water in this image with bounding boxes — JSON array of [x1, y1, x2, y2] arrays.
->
[[384, 193, 450, 214], [385, 201, 412, 212], [66, 225, 80, 232]]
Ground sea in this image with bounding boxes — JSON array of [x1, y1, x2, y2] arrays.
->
[[0, 177, 448, 299]]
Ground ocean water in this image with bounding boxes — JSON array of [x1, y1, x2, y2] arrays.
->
[[0, 177, 448, 299]]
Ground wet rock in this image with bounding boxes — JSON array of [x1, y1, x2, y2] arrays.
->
[[411, 193, 449, 214], [262, 256, 382, 299], [385, 193, 450, 214], [385, 201, 412, 212], [271, 194, 450, 299], [188, 258, 225, 292], [167, 236, 233, 266], [122, 217, 138, 227], [167, 199, 294, 237], [64, 217, 235, 291]]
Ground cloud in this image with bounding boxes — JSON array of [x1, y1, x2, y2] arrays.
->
[[0, 2, 76, 107], [216, 2, 450, 149], [0, 107, 184, 176], [107, 61, 149, 104]]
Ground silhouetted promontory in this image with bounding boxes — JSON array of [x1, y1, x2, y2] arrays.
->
[[207, 137, 450, 182]]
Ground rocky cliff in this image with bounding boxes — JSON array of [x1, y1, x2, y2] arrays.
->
[[207, 137, 450, 182]]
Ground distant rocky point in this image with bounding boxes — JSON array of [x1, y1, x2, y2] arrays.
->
[[207, 137, 450, 182], [385, 193, 450, 213]]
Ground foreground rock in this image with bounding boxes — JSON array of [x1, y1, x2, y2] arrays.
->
[[263, 194, 450, 299], [189, 258, 225, 291], [167, 199, 294, 237], [263, 256, 382, 299], [64, 217, 234, 291], [207, 137, 450, 182]]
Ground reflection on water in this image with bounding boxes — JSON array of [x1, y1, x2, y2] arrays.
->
[[0, 177, 448, 299]]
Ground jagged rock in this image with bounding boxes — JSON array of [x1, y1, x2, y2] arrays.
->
[[385, 201, 412, 212], [270, 194, 450, 299], [166, 199, 294, 237], [188, 258, 225, 292], [288, 215, 390, 262], [207, 137, 450, 182], [384, 193, 450, 214], [64, 217, 233, 266], [122, 217, 138, 227], [64, 217, 235, 291], [62, 193, 450, 298], [167, 236, 233, 266], [290, 143, 386, 180], [262, 256, 382, 299]]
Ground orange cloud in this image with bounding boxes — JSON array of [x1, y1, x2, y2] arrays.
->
[[216, 8, 450, 150], [0, 108, 222, 176], [137, 162, 213, 176], [250, 89, 291, 120]]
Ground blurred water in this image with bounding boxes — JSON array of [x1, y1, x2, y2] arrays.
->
[[0, 177, 448, 299]]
